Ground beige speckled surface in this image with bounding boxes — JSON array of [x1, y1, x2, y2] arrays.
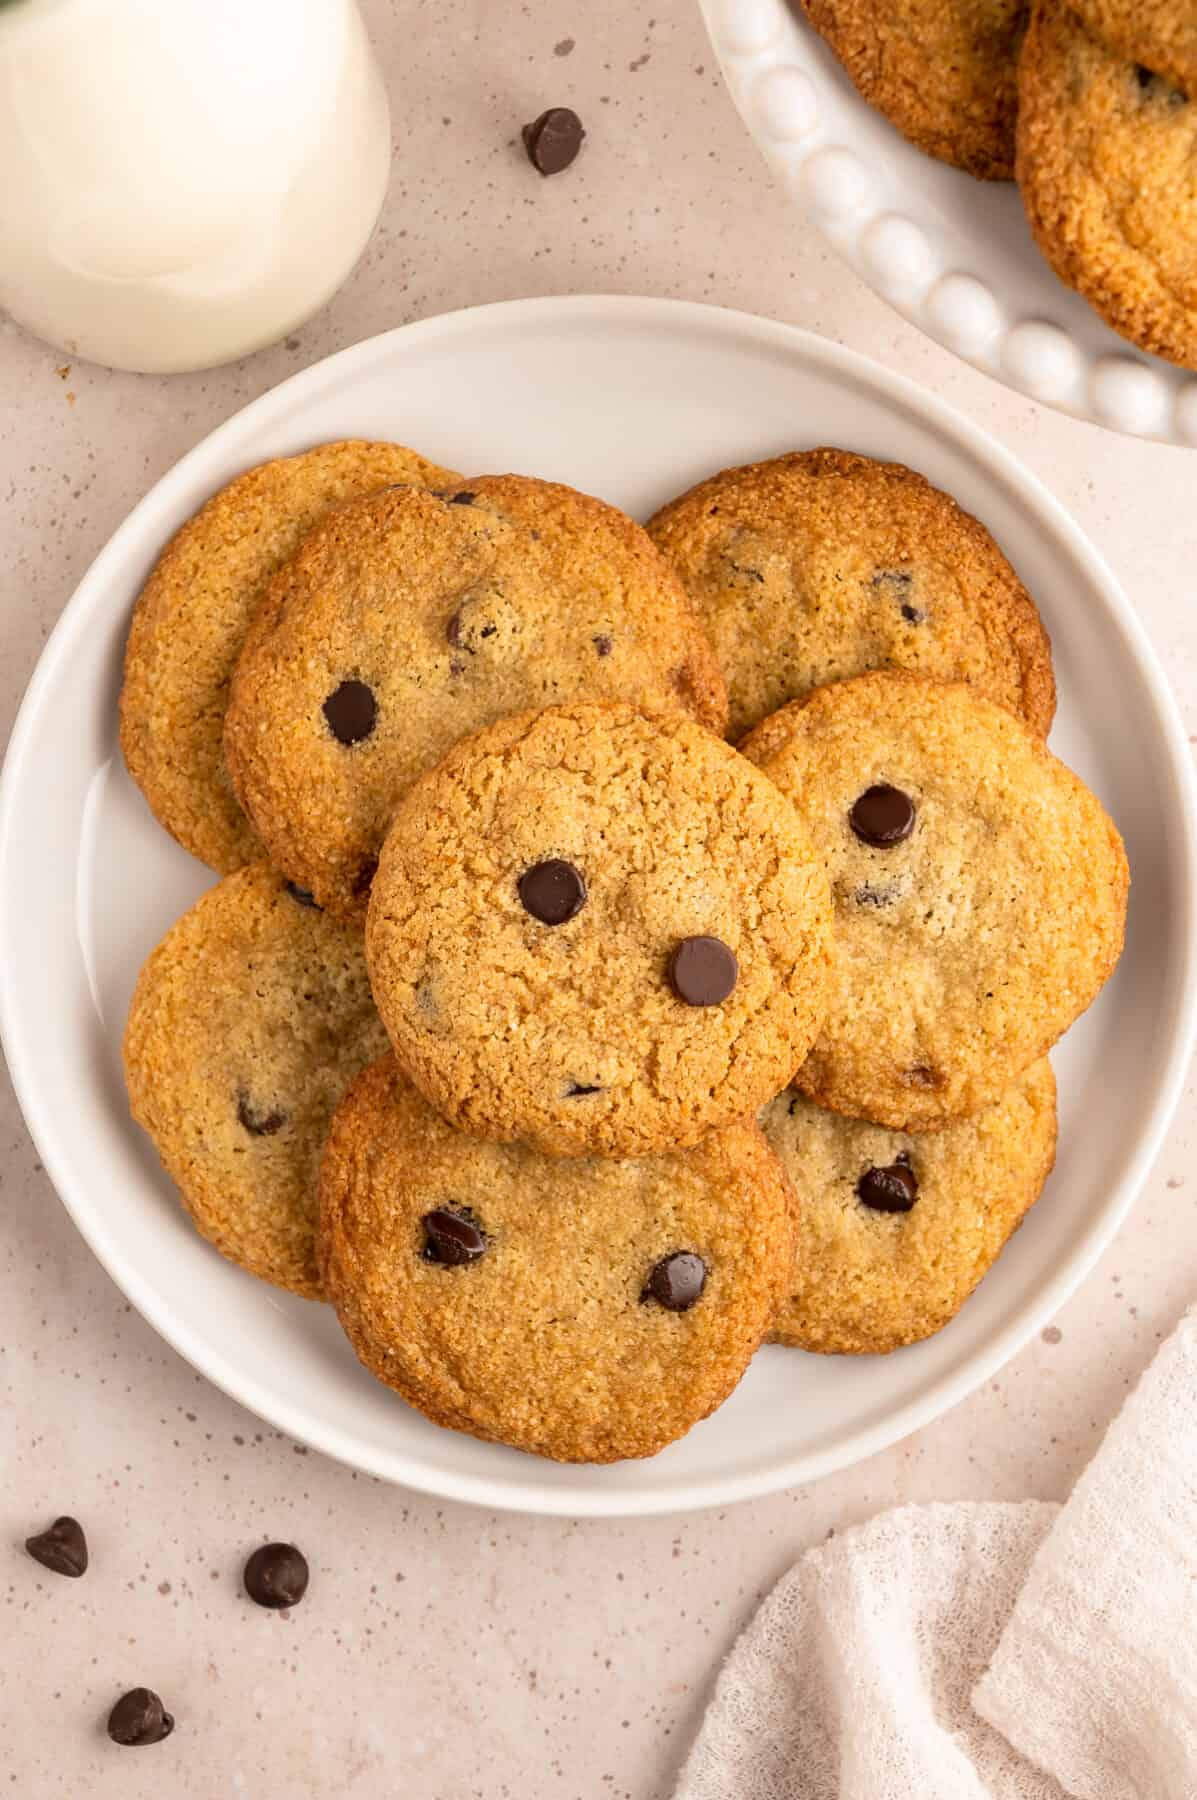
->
[[1, 3, 1195, 1795]]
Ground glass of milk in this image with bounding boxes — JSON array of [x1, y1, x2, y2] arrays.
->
[[0, 0, 392, 372]]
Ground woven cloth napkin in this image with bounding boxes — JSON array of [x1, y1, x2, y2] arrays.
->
[[675, 1306, 1197, 1800]]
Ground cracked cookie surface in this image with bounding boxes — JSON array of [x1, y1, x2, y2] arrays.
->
[[648, 448, 1054, 742], [1068, 0, 1197, 100], [320, 1057, 798, 1462], [742, 671, 1127, 1131], [365, 703, 833, 1158], [224, 475, 728, 919], [123, 862, 389, 1297]]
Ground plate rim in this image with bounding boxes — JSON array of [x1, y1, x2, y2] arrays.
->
[[3, 292, 1195, 1517]]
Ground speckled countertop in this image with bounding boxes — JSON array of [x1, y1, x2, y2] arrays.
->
[[2, 3, 1196, 1796]]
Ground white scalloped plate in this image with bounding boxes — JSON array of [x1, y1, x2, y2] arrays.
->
[[2, 297, 1195, 1516], [699, 0, 1197, 444]]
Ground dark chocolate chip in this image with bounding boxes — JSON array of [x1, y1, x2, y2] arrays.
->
[[857, 1161, 919, 1213], [107, 1688, 174, 1747], [850, 784, 915, 847], [243, 1542, 309, 1609], [237, 1094, 286, 1137], [422, 1207, 487, 1266], [284, 881, 320, 910], [593, 634, 613, 657], [449, 490, 477, 505], [565, 1081, 602, 1097], [25, 1515, 87, 1578], [901, 603, 926, 624], [1134, 63, 1187, 104], [1135, 62, 1155, 89], [643, 1251, 707, 1311], [518, 858, 587, 925], [668, 936, 738, 1006], [322, 679, 377, 745], [522, 106, 585, 175]]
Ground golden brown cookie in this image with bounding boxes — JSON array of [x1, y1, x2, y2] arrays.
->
[[366, 703, 833, 1158], [648, 449, 1054, 742], [224, 476, 728, 919], [800, 0, 1028, 179], [120, 440, 459, 873], [1069, 0, 1197, 99], [1017, 3, 1197, 370], [742, 672, 1127, 1131], [123, 863, 389, 1297], [319, 1057, 797, 1462], [761, 1060, 1057, 1353]]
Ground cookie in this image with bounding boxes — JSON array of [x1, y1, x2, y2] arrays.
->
[[319, 1057, 797, 1462], [742, 671, 1127, 1130], [123, 862, 389, 1297], [800, 0, 1028, 179], [120, 440, 459, 873], [761, 1060, 1057, 1353], [1017, 3, 1197, 371], [1069, 0, 1197, 101], [365, 703, 833, 1158], [223, 476, 728, 919], [648, 449, 1054, 742]]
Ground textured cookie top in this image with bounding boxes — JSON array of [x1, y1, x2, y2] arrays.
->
[[800, 0, 1028, 179], [743, 672, 1127, 1130], [761, 1059, 1057, 1354], [123, 863, 389, 1298], [319, 1057, 797, 1462], [366, 703, 833, 1158], [223, 476, 728, 918], [648, 449, 1054, 742], [1070, 0, 1197, 99], [120, 440, 458, 873], [1017, 4, 1197, 370]]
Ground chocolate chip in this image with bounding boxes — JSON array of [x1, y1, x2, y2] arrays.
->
[[565, 1081, 602, 1097], [593, 634, 613, 657], [904, 1064, 944, 1089], [850, 784, 916, 847], [668, 936, 738, 1006], [643, 1252, 707, 1311], [322, 679, 376, 745], [446, 610, 464, 647], [449, 490, 476, 505], [284, 881, 320, 910], [237, 1094, 286, 1137], [243, 1542, 309, 1609], [107, 1688, 174, 1747], [857, 1161, 919, 1213], [1135, 63, 1154, 89], [422, 1207, 487, 1266], [728, 561, 765, 584], [25, 1515, 87, 1578], [522, 106, 585, 175], [901, 603, 926, 623], [1134, 63, 1187, 104], [518, 858, 587, 925]]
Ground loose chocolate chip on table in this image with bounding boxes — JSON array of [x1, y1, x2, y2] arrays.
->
[[668, 936, 738, 1007], [25, 1515, 88, 1578], [237, 1094, 286, 1137], [107, 1688, 174, 1747], [243, 1542, 310, 1610], [423, 1207, 488, 1266], [643, 1252, 708, 1311], [518, 858, 587, 925], [857, 1161, 919, 1213], [593, 634, 613, 657], [284, 881, 320, 910], [322, 679, 377, 745], [850, 784, 916, 847], [522, 106, 585, 176]]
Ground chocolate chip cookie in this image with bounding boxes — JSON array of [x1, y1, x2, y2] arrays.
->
[[800, 0, 1028, 179], [319, 1057, 797, 1461], [742, 671, 1127, 1131], [120, 440, 459, 874], [123, 862, 389, 1297], [1018, 3, 1197, 370], [223, 476, 728, 918], [761, 1059, 1057, 1353], [1069, 0, 1197, 101], [648, 449, 1054, 742], [366, 703, 833, 1158]]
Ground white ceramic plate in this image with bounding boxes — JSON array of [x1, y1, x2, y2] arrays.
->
[[699, 0, 1197, 446], [2, 296, 1194, 1517]]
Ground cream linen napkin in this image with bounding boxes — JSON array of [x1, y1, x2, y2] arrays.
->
[[675, 1307, 1197, 1800]]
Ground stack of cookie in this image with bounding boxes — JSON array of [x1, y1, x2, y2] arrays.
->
[[120, 440, 1127, 1464], [802, 0, 1197, 369]]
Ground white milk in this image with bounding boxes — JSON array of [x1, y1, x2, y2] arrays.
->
[[0, 0, 391, 371]]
